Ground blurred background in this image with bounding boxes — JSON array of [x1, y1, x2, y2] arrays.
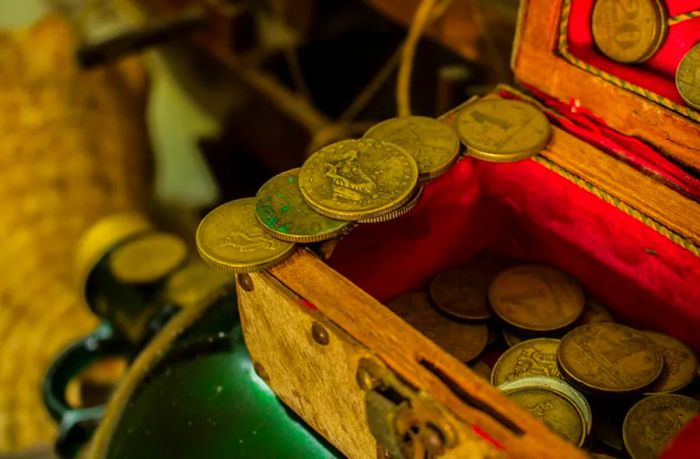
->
[[0, 1, 518, 457]]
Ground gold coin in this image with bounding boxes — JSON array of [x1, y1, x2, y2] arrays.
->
[[623, 394, 700, 459], [643, 331, 697, 394], [162, 260, 235, 308], [591, 0, 668, 64], [255, 168, 353, 243], [676, 43, 700, 111], [196, 198, 296, 273], [108, 232, 188, 284], [429, 257, 511, 321], [363, 116, 460, 180], [499, 376, 591, 446], [488, 265, 585, 333], [577, 297, 615, 325], [298, 139, 419, 221], [558, 323, 663, 395], [454, 99, 551, 162], [357, 185, 423, 223], [469, 360, 492, 380], [386, 292, 488, 362], [491, 338, 561, 386]]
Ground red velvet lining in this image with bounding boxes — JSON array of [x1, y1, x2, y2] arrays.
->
[[327, 155, 700, 455], [567, 0, 700, 106]]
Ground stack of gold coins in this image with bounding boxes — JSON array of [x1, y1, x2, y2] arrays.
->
[[384, 252, 700, 456]]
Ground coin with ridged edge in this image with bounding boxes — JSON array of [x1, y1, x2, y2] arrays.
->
[[255, 168, 352, 243], [643, 331, 697, 394], [454, 99, 551, 162], [676, 43, 700, 111], [196, 198, 296, 273], [363, 116, 460, 181], [489, 265, 585, 333], [109, 232, 188, 285], [623, 394, 700, 459], [358, 185, 423, 223], [557, 323, 663, 395], [386, 292, 488, 362], [491, 338, 561, 386], [298, 139, 419, 221], [499, 376, 591, 446], [591, 0, 667, 64]]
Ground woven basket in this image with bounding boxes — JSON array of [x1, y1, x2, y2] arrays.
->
[[0, 14, 150, 452]]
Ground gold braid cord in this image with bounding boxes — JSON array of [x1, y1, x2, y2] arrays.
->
[[0, 15, 150, 451]]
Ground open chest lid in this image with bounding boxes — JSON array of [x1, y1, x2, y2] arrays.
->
[[512, 0, 700, 171]]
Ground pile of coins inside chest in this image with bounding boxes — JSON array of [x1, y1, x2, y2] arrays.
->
[[388, 253, 700, 459]]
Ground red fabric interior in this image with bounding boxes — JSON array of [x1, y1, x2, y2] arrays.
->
[[327, 155, 700, 455], [567, 0, 700, 106]]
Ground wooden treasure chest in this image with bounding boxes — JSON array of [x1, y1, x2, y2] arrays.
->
[[230, 0, 700, 458]]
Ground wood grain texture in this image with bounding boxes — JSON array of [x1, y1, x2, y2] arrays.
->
[[269, 250, 587, 459], [513, 0, 700, 169], [238, 272, 504, 459]]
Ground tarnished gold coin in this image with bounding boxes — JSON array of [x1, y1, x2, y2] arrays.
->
[[454, 99, 551, 162], [491, 338, 561, 386], [162, 261, 234, 308], [591, 0, 667, 64], [386, 292, 488, 362], [298, 139, 419, 221], [489, 265, 585, 333], [676, 43, 700, 111], [255, 168, 352, 243], [499, 376, 591, 446], [357, 185, 423, 223], [108, 232, 188, 284], [363, 116, 460, 180], [623, 394, 700, 459], [643, 331, 698, 394], [429, 257, 511, 321], [577, 297, 615, 325], [558, 323, 663, 395], [196, 198, 296, 273]]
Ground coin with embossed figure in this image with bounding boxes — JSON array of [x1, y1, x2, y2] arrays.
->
[[298, 139, 419, 221], [386, 292, 488, 362], [591, 0, 667, 63], [643, 331, 697, 394], [499, 376, 591, 446], [109, 232, 188, 285], [623, 394, 700, 459], [676, 43, 700, 110], [491, 338, 561, 386], [363, 116, 460, 181], [196, 198, 296, 273], [489, 265, 585, 333], [558, 323, 663, 395], [255, 168, 352, 243], [429, 257, 512, 321], [454, 99, 551, 162]]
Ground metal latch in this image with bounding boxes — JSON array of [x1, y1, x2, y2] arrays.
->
[[357, 358, 458, 459]]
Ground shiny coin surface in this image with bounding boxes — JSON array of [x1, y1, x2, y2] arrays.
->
[[623, 394, 700, 459], [386, 292, 488, 362], [196, 198, 296, 273], [298, 139, 419, 221], [429, 257, 511, 321], [454, 99, 551, 162], [255, 168, 352, 243], [491, 338, 561, 386], [676, 43, 700, 110], [358, 185, 423, 223], [108, 232, 188, 284], [558, 323, 663, 395], [577, 298, 615, 325], [162, 261, 234, 308], [499, 376, 591, 446], [591, 0, 667, 64], [363, 116, 460, 180], [643, 331, 697, 394], [489, 265, 585, 333]]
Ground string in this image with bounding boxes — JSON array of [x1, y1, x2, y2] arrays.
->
[[668, 10, 700, 26]]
